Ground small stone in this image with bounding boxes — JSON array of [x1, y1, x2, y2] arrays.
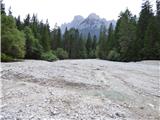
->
[[115, 112, 125, 118], [109, 114, 115, 118], [50, 109, 60, 116], [148, 103, 154, 108], [29, 115, 34, 119], [18, 109, 22, 113], [140, 106, 144, 109], [16, 117, 22, 120]]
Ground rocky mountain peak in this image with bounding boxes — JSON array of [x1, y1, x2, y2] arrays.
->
[[73, 15, 84, 21], [60, 13, 116, 38], [87, 13, 100, 20]]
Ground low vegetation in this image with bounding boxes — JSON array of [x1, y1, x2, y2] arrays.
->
[[41, 51, 58, 61]]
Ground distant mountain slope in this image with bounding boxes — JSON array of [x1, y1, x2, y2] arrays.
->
[[61, 13, 116, 38]]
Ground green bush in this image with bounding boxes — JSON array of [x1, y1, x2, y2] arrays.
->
[[1, 53, 14, 62], [41, 51, 58, 61], [55, 48, 69, 59], [1, 15, 26, 59], [88, 50, 96, 58], [107, 50, 120, 61]]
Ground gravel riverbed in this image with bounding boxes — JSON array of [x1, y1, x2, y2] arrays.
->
[[0, 59, 160, 120]]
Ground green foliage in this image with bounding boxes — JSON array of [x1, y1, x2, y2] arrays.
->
[[1, 0, 159, 62], [77, 34, 87, 59], [92, 35, 97, 50], [136, 0, 154, 58], [88, 50, 96, 58], [1, 2, 6, 15], [107, 50, 120, 61], [143, 17, 160, 59], [24, 14, 30, 26], [116, 9, 137, 61], [105, 23, 115, 57], [16, 16, 23, 30], [40, 22, 51, 51], [1, 14, 26, 59], [1, 53, 14, 62], [24, 26, 42, 59], [41, 51, 58, 61], [98, 25, 107, 59], [86, 32, 92, 56], [55, 48, 69, 59], [63, 28, 79, 58], [63, 27, 69, 51], [51, 25, 61, 50]]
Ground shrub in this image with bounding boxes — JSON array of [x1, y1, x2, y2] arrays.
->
[[1, 53, 14, 62], [107, 50, 120, 61], [1, 15, 26, 59], [41, 51, 58, 61], [55, 48, 69, 59], [88, 50, 96, 58]]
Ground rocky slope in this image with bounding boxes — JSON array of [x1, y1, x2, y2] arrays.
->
[[0, 59, 160, 120], [61, 13, 116, 38]]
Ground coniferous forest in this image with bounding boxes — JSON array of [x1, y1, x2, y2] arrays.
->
[[1, 0, 160, 62]]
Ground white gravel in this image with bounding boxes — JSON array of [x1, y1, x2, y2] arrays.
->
[[0, 59, 160, 120]]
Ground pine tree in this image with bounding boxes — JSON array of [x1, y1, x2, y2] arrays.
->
[[30, 14, 39, 39], [24, 26, 42, 59], [156, 0, 160, 18], [141, 0, 160, 60], [63, 27, 68, 50], [8, 6, 12, 16], [57, 27, 61, 48], [98, 25, 107, 59], [24, 14, 31, 26], [72, 29, 79, 58], [41, 22, 51, 51], [117, 9, 137, 61], [86, 32, 92, 57], [157, 0, 160, 56], [51, 24, 61, 50], [92, 35, 97, 50], [143, 17, 160, 59], [91, 35, 97, 58], [16, 16, 23, 30], [77, 34, 87, 58], [105, 23, 114, 57], [1, 1, 6, 15], [136, 0, 153, 59]]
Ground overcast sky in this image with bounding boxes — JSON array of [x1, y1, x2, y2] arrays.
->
[[4, 0, 156, 29]]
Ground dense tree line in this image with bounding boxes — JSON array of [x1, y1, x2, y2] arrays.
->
[[1, 0, 160, 62], [97, 0, 160, 61]]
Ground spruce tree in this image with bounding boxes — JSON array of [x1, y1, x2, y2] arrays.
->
[[24, 26, 42, 59], [86, 32, 92, 57], [77, 34, 87, 58], [1, 1, 6, 15], [92, 35, 97, 50], [51, 24, 61, 50], [117, 9, 136, 61], [136, 0, 153, 59], [16, 16, 23, 30], [105, 23, 114, 57], [63, 27, 68, 50], [24, 14, 30, 27], [98, 25, 107, 59]]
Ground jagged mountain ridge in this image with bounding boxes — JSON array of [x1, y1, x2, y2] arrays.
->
[[61, 13, 116, 38]]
